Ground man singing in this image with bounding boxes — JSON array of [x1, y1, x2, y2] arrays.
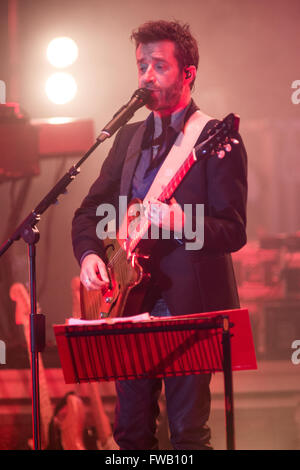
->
[[72, 20, 247, 450]]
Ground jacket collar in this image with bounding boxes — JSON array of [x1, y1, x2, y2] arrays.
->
[[120, 99, 199, 198]]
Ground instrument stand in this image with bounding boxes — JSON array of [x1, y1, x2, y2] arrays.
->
[[0, 88, 150, 449], [54, 309, 257, 450], [221, 317, 235, 450]]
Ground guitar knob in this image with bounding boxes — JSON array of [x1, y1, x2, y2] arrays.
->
[[217, 150, 225, 159], [230, 138, 239, 145], [224, 144, 232, 152], [100, 312, 109, 318]]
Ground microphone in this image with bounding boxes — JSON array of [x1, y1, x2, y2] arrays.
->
[[97, 88, 151, 142]]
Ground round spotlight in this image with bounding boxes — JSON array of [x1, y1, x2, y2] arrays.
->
[[45, 72, 77, 104], [47, 37, 78, 68]]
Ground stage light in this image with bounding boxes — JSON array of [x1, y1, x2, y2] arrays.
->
[[45, 72, 77, 104], [0, 80, 6, 103], [46, 37, 78, 68]]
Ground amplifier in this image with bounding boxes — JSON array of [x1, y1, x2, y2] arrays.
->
[[0, 120, 39, 181], [264, 301, 300, 360], [31, 117, 94, 158]]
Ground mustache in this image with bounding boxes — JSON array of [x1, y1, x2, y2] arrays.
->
[[144, 86, 160, 91]]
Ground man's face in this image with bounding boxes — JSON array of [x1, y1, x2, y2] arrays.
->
[[136, 40, 186, 114]]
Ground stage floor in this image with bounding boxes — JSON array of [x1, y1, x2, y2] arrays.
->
[[0, 359, 299, 450]]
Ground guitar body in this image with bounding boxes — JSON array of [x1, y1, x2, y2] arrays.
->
[[80, 236, 151, 320]]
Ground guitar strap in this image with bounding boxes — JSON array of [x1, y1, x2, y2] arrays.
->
[[143, 109, 212, 203], [117, 108, 213, 250]]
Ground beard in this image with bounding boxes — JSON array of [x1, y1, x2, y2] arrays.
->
[[146, 74, 184, 112]]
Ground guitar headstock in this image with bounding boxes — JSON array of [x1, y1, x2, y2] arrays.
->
[[195, 113, 240, 160]]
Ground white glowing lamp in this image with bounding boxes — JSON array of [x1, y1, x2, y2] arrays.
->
[[45, 72, 77, 104], [47, 37, 78, 68]]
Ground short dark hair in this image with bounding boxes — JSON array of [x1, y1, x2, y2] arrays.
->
[[131, 20, 199, 88]]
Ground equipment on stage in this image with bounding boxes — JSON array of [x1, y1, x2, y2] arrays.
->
[[0, 89, 151, 450], [232, 236, 300, 359], [0, 102, 95, 184], [9, 282, 87, 450], [0, 103, 39, 181], [0, 91, 248, 450], [54, 308, 257, 451]]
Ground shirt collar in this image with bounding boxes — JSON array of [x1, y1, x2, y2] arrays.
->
[[142, 99, 198, 149]]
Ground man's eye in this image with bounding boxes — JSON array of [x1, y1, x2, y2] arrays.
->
[[139, 64, 147, 73], [155, 63, 167, 72]]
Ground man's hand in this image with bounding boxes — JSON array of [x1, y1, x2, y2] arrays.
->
[[144, 197, 185, 235], [80, 253, 109, 291]]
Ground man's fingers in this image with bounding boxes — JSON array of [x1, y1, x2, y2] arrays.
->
[[81, 271, 102, 290], [80, 254, 109, 290], [98, 261, 110, 284]]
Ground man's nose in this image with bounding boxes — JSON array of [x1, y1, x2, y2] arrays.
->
[[143, 65, 155, 84]]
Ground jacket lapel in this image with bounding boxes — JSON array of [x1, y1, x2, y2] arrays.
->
[[120, 121, 146, 198], [119, 100, 200, 198]]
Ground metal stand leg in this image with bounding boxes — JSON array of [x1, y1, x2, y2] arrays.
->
[[222, 316, 235, 450], [28, 240, 45, 450]]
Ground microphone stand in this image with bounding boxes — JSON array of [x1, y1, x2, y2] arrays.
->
[[0, 88, 149, 450]]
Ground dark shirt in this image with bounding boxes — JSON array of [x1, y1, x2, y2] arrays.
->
[[130, 103, 191, 201], [131, 104, 193, 317]]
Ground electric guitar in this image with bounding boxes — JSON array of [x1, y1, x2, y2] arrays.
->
[[80, 113, 240, 320]]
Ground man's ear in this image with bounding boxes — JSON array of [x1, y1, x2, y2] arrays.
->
[[185, 68, 192, 79], [184, 66, 196, 81]]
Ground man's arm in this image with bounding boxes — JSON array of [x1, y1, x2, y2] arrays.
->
[[72, 123, 140, 264], [144, 125, 247, 254], [71, 123, 140, 289], [202, 128, 247, 253]]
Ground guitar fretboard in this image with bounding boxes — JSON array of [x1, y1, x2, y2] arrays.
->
[[126, 149, 197, 255]]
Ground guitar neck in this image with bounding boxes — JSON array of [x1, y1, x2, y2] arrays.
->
[[159, 149, 197, 202], [126, 149, 197, 255], [122, 112, 239, 256]]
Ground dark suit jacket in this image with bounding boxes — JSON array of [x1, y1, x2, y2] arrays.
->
[[72, 103, 247, 315]]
